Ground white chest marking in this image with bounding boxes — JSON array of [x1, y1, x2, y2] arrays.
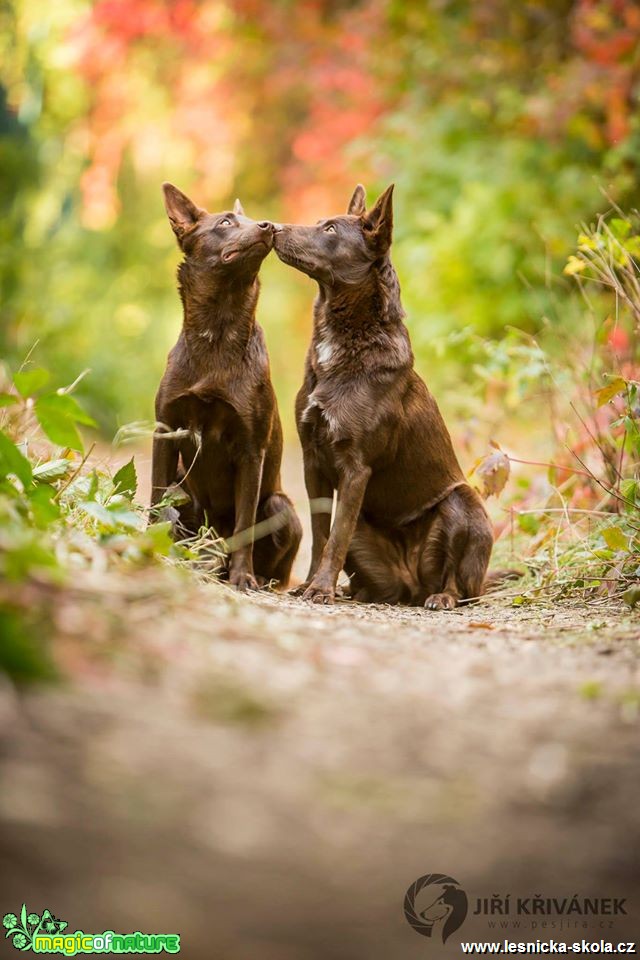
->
[[316, 336, 335, 366]]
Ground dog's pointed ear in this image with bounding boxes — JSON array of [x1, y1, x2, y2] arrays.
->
[[363, 184, 394, 250], [162, 182, 204, 242], [233, 198, 245, 216], [346, 184, 366, 216]]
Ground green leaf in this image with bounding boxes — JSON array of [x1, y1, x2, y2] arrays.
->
[[80, 501, 117, 528], [144, 520, 174, 555], [37, 392, 96, 427], [0, 392, 19, 407], [610, 218, 631, 241], [161, 484, 192, 507], [595, 376, 626, 407], [29, 485, 61, 527], [13, 368, 50, 397], [623, 585, 640, 609], [35, 393, 95, 452], [107, 508, 143, 530], [87, 470, 100, 501], [517, 513, 540, 535], [112, 457, 137, 498], [33, 459, 72, 483], [35, 407, 83, 452], [0, 429, 33, 487], [601, 525, 630, 553]]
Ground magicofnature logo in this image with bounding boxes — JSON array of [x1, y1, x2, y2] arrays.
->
[[404, 873, 469, 943], [3, 905, 180, 955], [4, 907, 67, 951]]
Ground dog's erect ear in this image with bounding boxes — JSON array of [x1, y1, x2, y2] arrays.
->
[[233, 198, 245, 216], [363, 184, 394, 250], [162, 182, 204, 241], [346, 184, 366, 216]]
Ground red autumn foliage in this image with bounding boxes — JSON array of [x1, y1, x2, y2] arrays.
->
[[65, 0, 640, 225]]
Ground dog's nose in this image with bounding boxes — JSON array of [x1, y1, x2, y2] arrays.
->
[[257, 220, 272, 230], [271, 222, 283, 233]]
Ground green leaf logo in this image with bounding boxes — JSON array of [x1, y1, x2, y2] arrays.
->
[[3, 904, 67, 951]]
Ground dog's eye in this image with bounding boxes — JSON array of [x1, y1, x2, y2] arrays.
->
[[219, 218, 231, 227], [324, 224, 336, 234]]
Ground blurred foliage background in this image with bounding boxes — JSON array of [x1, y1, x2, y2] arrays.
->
[[1, 0, 639, 441]]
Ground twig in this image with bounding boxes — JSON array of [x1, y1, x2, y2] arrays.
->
[[508, 455, 594, 480], [568, 448, 635, 508], [507, 507, 613, 516], [569, 400, 623, 483], [53, 442, 96, 502]]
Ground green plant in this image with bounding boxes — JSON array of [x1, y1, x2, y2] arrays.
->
[[482, 211, 640, 605], [0, 361, 201, 682]]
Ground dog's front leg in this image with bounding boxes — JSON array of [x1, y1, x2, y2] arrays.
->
[[229, 452, 265, 592], [302, 463, 371, 604], [290, 458, 333, 595], [150, 436, 179, 527]]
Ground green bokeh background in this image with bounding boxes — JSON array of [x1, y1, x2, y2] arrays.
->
[[1, 0, 638, 441]]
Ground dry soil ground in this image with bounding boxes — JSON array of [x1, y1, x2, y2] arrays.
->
[[1, 576, 639, 959]]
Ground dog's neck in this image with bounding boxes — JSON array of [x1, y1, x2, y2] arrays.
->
[[316, 255, 405, 333], [177, 261, 259, 352]]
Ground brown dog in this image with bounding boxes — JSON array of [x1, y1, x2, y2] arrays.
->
[[273, 183, 493, 608], [151, 183, 301, 590]]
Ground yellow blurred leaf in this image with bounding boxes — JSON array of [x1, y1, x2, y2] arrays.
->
[[563, 255, 587, 276], [595, 377, 626, 406], [600, 525, 629, 553]]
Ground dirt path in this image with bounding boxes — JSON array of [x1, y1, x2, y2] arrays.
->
[[1, 581, 639, 957]]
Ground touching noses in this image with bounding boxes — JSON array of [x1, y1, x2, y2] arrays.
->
[[261, 220, 283, 233]]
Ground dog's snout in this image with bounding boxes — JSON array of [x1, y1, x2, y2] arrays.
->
[[257, 220, 272, 231]]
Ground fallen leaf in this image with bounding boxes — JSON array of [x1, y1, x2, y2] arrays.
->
[[472, 450, 510, 498]]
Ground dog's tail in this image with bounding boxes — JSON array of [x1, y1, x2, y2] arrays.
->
[[483, 569, 524, 593]]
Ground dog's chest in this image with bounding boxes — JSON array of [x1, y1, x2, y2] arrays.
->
[[164, 392, 242, 450], [314, 331, 338, 369], [301, 378, 376, 444]]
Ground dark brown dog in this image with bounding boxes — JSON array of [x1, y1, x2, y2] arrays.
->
[[151, 183, 301, 590], [273, 183, 493, 608]]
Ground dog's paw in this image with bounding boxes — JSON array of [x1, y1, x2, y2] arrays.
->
[[288, 582, 310, 597], [302, 582, 335, 605], [230, 570, 259, 592], [424, 592, 457, 611]]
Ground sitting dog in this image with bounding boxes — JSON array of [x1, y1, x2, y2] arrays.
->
[[273, 183, 493, 608], [151, 183, 301, 590]]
